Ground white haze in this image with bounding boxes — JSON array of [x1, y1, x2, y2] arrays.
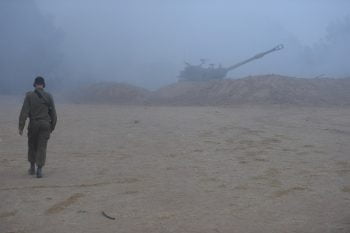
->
[[1, 0, 350, 92]]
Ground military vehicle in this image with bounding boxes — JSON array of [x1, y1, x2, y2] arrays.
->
[[178, 44, 284, 81]]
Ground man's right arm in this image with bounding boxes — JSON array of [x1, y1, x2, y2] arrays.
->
[[19, 94, 30, 134]]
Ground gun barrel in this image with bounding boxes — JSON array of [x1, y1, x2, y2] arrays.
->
[[226, 44, 284, 71]]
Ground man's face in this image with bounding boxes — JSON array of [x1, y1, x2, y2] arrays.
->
[[35, 84, 44, 89]]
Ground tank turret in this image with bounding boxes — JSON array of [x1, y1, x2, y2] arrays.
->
[[178, 44, 284, 81]]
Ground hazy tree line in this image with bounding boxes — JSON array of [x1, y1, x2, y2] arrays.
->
[[0, 0, 62, 94], [0, 1, 349, 94], [303, 16, 350, 77]]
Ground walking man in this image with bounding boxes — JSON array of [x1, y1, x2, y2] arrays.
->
[[19, 76, 57, 178]]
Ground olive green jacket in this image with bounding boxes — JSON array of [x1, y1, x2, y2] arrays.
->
[[19, 88, 57, 132]]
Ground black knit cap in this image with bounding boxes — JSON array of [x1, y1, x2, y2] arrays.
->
[[33, 76, 46, 88]]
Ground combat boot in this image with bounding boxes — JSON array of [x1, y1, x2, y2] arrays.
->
[[36, 166, 43, 178], [28, 162, 35, 175]]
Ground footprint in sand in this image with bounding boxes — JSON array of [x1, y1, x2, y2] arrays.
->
[[46, 193, 85, 214], [252, 168, 282, 187], [122, 190, 139, 195], [255, 158, 268, 162], [272, 187, 307, 198], [0, 211, 17, 218], [157, 211, 176, 220], [236, 137, 282, 151], [166, 153, 178, 158], [335, 161, 350, 176]]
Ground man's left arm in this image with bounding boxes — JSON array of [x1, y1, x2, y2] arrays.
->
[[48, 94, 57, 132]]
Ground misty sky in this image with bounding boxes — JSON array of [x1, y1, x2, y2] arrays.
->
[[9, 0, 350, 89]]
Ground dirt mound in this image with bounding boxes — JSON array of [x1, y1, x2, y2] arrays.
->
[[150, 75, 350, 106], [70, 75, 350, 106], [71, 82, 150, 104]]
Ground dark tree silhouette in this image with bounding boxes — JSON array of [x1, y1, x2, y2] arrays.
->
[[325, 16, 350, 43], [0, 0, 63, 94], [304, 16, 350, 77]]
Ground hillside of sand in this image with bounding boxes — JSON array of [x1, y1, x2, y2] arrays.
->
[[70, 75, 350, 106]]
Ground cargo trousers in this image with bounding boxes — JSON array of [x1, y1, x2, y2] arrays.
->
[[27, 120, 51, 167]]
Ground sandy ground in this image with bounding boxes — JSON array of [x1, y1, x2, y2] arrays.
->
[[1, 96, 350, 233]]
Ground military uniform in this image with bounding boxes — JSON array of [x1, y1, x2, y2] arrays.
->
[[19, 87, 57, 170]]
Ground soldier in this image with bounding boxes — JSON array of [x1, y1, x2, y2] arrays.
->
[[19, 76, 57, 178]]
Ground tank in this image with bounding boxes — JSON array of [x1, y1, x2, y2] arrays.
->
[[178, 44, 284, 81]]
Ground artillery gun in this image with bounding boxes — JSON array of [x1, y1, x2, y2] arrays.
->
[[178, 44, 284, 81]]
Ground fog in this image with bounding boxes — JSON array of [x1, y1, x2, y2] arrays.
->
[[1, 0, 350, 93]]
